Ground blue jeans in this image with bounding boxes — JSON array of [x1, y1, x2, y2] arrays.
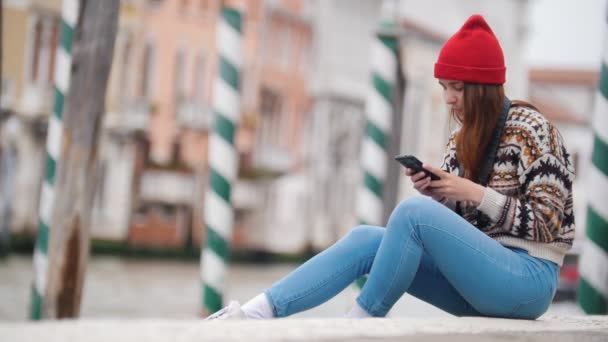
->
[[264, 196, 559, 319]]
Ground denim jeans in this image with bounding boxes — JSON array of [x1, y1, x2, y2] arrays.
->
[[264, 196, 559, 319]]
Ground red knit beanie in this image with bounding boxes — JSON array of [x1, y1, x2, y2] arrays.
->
[[434, 14, 506, 84]]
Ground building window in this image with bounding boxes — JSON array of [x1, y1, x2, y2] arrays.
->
[[240, 69, 257, 111], [119, 37, 133, 106], [174, 49, 187, 103], [141, 42, 155, 98], [95, 161, 107, 208], [48, 20, 59, 84], [299, 31, 311, 75], [171, 141, 182, 166], [29, 16, 60, 85], [28, 15, 60, 86], [257, 87, 283, 148], [30, 20, 43, 82], [193, 54, 206, 107], [261, 21, 271, 65], [278, 25, 290, 69]]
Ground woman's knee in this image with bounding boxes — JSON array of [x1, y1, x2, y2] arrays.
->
[[344, 225, 384, 249], [392, 195, 438, 220]]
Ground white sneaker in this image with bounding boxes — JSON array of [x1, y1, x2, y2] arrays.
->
[[205, 301, 247, 320]]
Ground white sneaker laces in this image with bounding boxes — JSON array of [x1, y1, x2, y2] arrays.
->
[[205, 301, 246, 320]]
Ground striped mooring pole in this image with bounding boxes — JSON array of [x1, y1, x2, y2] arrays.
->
[[356, 22, 398, 229], [30, 0, 80, 320], [201, 6, 243, 314], [354, 16, 399, 289], [577, 8, 608, 314]]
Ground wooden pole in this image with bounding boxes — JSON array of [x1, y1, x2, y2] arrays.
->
[[0, 0, 3, 109], [0, 0, 5, 258], [0, 0, 3, 111], [43, 0, 119, 318]]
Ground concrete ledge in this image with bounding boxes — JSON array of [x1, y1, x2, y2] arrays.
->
[[2, 315, 607, 342]]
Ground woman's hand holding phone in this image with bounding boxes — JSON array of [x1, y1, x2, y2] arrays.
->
[[405, 167, 444, 201], [410, 164, 486, 206]]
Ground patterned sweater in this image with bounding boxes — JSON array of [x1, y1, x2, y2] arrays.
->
[[439, 105, 575, 266]]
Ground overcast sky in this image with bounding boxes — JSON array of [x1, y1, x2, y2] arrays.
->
[[524, 0, 607, 69]]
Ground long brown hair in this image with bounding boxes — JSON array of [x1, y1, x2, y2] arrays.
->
[[452, 83, 505, 182]]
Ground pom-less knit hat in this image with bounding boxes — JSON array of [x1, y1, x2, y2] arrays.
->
[[434, 14, 506, 84]]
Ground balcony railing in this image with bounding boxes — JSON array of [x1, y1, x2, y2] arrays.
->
[[17, 83, 53, 119], [252, 144, 293, 174], [232, 179, 268, 210], [176, 100, 212, 130], [140, 169, 194, 205], [104, 99, 150, 132]]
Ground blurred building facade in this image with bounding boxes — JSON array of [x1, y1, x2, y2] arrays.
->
[[97, 0, 315, 251], [0, 0, 595, 256], [1, 0, 63, 238]]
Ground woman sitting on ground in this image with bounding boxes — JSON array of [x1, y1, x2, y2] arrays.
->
[[207, 14, 575, 320]]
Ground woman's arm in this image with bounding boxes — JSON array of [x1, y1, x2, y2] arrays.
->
[[476, 152, 574, 242], [425, 117, 575, 243], [476, 118, 575, 242]]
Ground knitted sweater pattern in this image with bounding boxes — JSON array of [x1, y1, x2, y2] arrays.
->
[[440, 106, 576, 265]]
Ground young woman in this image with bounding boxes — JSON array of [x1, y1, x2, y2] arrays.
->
[[207, 14, 575, 320]]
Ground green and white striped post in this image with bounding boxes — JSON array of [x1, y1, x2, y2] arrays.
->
[[30, 0, 80, 320], [354, 15, 399, 289], [201, 7, 243, 314], [577, 9, 608, 314], [356, 23, 398, 229]]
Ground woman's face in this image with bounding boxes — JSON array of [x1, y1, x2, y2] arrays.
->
[[438, 79, 464, 118]]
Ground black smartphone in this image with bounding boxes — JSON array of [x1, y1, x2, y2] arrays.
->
[[394, 154, 441, 181]]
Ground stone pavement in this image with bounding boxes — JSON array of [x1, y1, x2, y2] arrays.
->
[[1, 315, 607, 342]]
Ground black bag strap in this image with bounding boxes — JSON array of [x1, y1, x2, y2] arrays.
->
[[478, 97, 511, 186], [456, 97, 511, 216]]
